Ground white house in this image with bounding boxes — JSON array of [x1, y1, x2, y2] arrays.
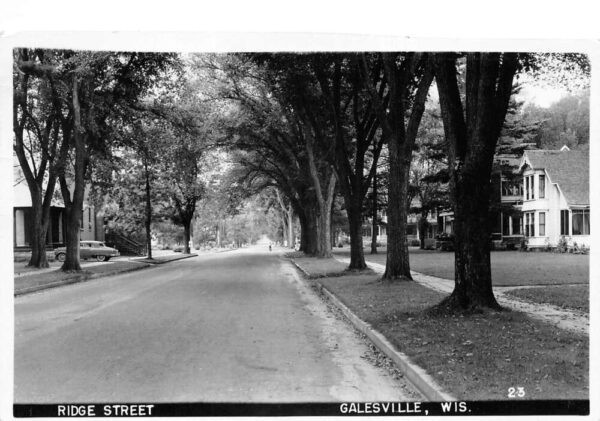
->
[[362, 201, 439, 246], [518, 147, 589, 249], [13, 162, 104, 250]]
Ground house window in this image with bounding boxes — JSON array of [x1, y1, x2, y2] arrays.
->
[[539, 212, 546, 236], [502, 213, 522, 236], [502, 213, 510, 236], [560, 210, 570, 235], [525, 212, 535, 237], [572, 210, 590, 235], [539, 175, 545, 199], [502, 179, 523, 197], [445, 220, 453, 235], [530, 175, 535, 199], [524, 175, 535, 200], [512, 215, 522, 235]]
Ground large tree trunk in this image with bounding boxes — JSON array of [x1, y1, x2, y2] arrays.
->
[[361, 53, 434, 281], [297, 207, 315, 255], [370, 173, 378, 254], [347, 203, 367, 269], [383, 150, 412, 280], [13, 67, 52, 269], [62, 203, 81, 271], [61, 77, 87, 272], [313, 174, 336, 258], [23, 178, 61, 268], [144, 159, 153, 260], [305, 138, 336, 258], [315, 207, 333, 258], [335, 191, 366, 267], [182, 218, 192, 254], [303, 205, 320, 255], [287, 205, 295, 249], [443, 165, 499, 309], [433, 52, 518, 311], [298, 211, 308, 253], [26, 195, 49, 268]]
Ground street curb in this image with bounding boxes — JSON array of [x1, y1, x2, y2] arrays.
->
[[14, 264, 153, 296], [15, 253, 201, 296], [290, 259, 312, 278], [289, 258, 371, 279], [290, 259, 455, 402]]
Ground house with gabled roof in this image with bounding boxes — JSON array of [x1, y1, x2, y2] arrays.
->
[[518, 147, 589, 249], [13, 158, 104, 251]]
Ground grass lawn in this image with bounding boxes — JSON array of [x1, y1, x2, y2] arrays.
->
[[335, 247, 589, 286], [504, 285, 589, 313], [290, 255, 365, 278], [318, 273, 588, 400]]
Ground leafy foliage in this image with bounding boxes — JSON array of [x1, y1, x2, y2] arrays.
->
[[521, 91, 589, 150]]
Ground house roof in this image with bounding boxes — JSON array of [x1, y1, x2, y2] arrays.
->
[[521, 149, 589, 206], [495, 154, 522, 169]]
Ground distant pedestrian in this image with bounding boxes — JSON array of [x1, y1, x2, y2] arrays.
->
[[269, 244, 272, 252]]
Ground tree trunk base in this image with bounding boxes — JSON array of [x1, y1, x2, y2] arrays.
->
[[428, 293, 504, 316], [347, 261, 367, 271], [379, 274, 412, 283], [27, 261, 50, 269], [344, 267, 371, 275]]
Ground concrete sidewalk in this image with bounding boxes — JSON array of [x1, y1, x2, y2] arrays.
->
[[335, 257, 588, 335]]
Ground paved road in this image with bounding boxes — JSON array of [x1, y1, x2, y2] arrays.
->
[[15, 247, 417, 403]]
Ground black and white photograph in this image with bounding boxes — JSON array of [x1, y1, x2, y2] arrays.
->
[[0, 3, 597, 420]]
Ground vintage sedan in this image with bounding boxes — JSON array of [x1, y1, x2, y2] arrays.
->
[[54, 241, 120, 262]]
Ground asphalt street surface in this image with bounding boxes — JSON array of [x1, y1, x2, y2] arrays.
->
[[15, 246, 418, 403]]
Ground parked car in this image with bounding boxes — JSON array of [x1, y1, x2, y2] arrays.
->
[[435, 233, 455, 251], [54, 241, 120, 262]]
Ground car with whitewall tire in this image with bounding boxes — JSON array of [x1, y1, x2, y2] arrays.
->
[[54, 241, 120, 262]]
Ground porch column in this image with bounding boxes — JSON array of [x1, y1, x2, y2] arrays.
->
[[15, 209, 26, 247], [58, 211, 63, 243]]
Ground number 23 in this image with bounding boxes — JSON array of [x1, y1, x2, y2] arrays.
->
[[508, 387, 525, 398]]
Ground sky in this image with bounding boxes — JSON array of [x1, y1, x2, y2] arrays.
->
[[518, 85, 568, 108]]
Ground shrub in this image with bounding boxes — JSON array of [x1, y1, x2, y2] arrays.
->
[[557, 236, 569, 253], [519, 237, 528, 251], [543, 238, 552, 252]]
